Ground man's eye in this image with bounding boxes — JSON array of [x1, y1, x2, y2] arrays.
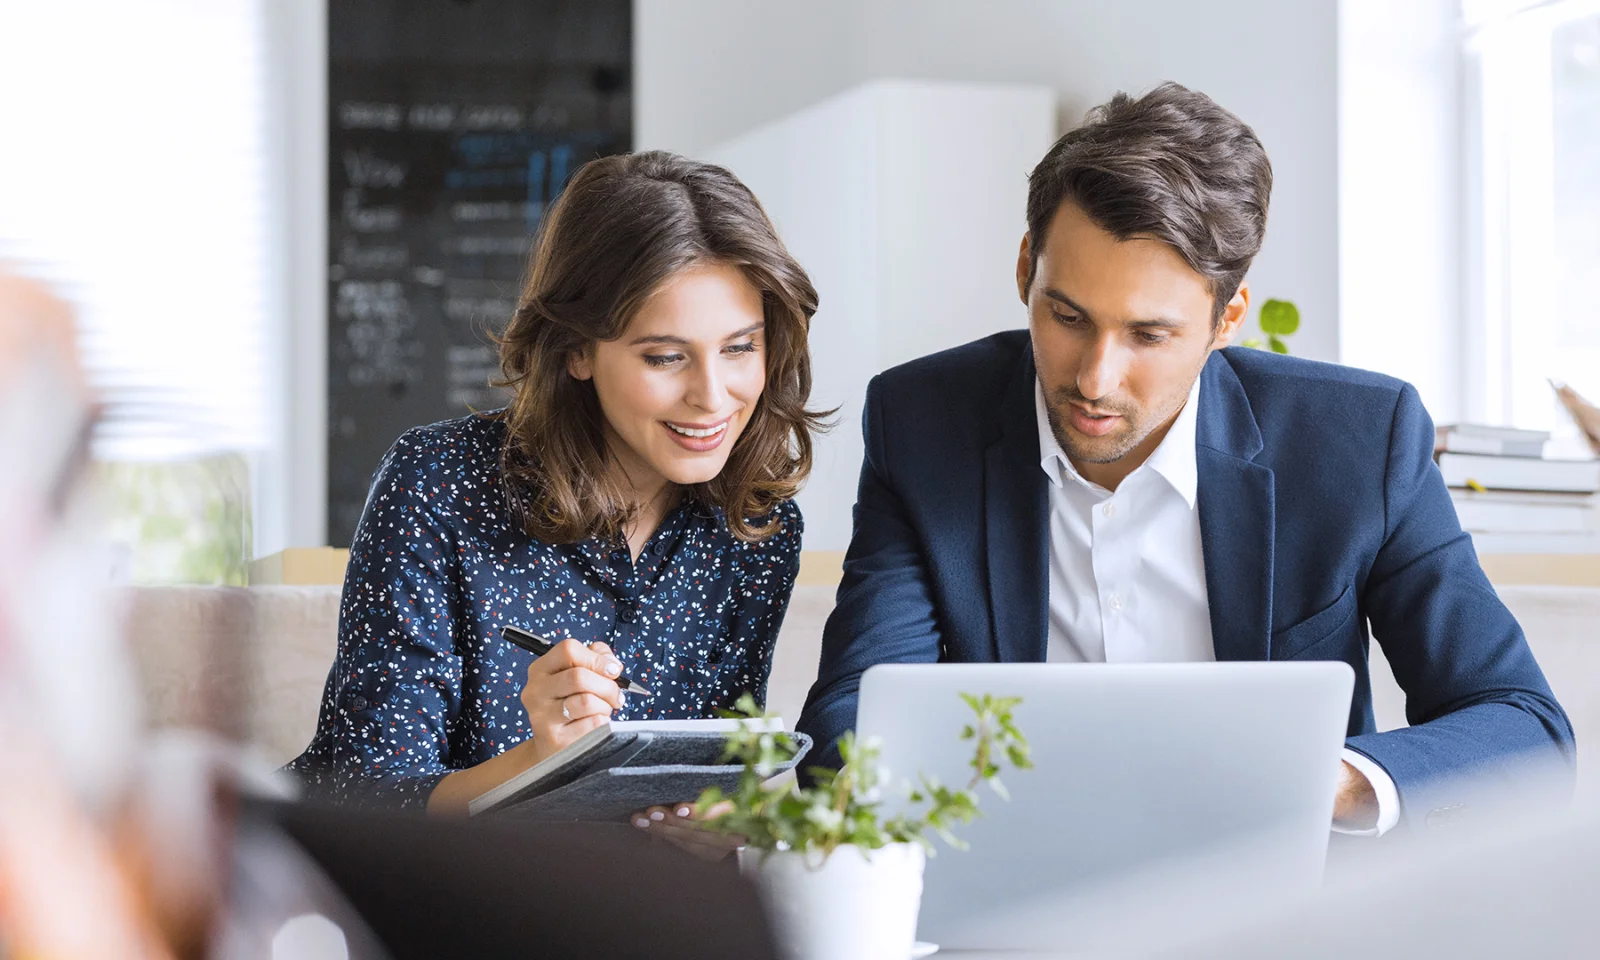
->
[[1052, 311, 1082, 326], [1135, 332, 1167, 345], [643, 353, 683, 367]]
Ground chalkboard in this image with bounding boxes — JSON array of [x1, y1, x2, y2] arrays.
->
[[327, 0, 631, 546]]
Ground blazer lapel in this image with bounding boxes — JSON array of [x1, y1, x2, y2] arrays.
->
[[1196, 351, 1275, 662], [985, 346, 1050, 663]]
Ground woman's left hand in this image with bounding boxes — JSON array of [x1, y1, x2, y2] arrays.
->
[[631, 801, 744, 862]]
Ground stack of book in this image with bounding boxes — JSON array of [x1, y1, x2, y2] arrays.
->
[[1436, 424, 1600, 553]]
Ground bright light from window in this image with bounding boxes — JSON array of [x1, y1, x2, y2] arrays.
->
[[1465, 0, 1600, 450], [1550, 15, 1600, 404], [0, 1, 272, 461]]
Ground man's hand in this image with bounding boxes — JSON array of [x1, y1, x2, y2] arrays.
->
[[1333, 759, 1379, 829]]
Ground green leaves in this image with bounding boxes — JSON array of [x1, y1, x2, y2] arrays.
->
[[1258, 298, 1299, 336], [1256, 298, 1300, 355], [695, 691, 1032, 862]]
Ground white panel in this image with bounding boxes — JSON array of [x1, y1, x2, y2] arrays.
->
[[707, 81, 1056, 550], [706, 87, 884, 553], [873, 80, 1057, 368]]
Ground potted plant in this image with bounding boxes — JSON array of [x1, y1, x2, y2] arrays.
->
[[695, 693, 1031, 960], [1239, 297, 1300, 354]]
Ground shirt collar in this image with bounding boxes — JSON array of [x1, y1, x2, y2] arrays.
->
[[1033, 374, 1202, 508]]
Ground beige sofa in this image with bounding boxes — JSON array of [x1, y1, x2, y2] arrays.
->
[[126, 584, 1599, 783]]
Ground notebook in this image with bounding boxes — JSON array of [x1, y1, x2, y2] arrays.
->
[[466, 718, 810, 821]]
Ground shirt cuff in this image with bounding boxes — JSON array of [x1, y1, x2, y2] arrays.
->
[[1333, 747, 1400, 837]]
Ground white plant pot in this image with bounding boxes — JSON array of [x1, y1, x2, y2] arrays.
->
[[738, 841, 926, 960]]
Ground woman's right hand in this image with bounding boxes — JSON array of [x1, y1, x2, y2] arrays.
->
[[519, 639, 626, 764], [428, 638, 626, 815]]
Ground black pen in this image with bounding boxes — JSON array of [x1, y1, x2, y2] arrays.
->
[[501, 625, 654, 696]]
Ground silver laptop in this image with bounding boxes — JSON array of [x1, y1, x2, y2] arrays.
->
[[856, 662, 1354, 951]]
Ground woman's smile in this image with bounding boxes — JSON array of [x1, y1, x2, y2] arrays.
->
[[662, 415, 735, 452]]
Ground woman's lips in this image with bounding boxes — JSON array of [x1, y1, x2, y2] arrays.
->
[[1066, 403, 1122, 438], [662, 417, 732, 452]]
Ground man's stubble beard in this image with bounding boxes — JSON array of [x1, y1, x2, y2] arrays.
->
[[1043, 397, 1145, 465]]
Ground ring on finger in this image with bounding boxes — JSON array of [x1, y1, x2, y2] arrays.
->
[[561, 696, 572, 721]]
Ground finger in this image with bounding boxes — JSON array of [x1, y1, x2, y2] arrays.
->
[[587, 644, 624, 681], [555, 713, 607, 742], [652, 819, 744, 845], [547, 666, 623, 710], [648, 823, 745, 862], [529, 638, 594, 675], [530, 711, 605, 759], [630, 804, 677, 828], [558, 692, 613, 723]]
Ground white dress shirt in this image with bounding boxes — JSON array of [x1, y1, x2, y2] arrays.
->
[[1034, 376, 1400, 836]]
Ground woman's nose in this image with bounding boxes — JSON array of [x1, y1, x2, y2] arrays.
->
[[684, 360, 726, 411]]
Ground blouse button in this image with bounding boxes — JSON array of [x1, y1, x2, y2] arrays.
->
[[344, 693, 370, 712], [617, 599, 639, 624]]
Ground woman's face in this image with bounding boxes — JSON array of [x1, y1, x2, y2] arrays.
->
[[569, 262, 768, 495]]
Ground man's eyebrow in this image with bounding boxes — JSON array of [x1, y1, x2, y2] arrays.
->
[[1042, 288, 1091, 318], [1042, 288, 1184, 329], [627, 322, 765, 347]]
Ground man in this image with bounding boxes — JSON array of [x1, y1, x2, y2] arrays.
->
[[795, 83, 1573, 834]]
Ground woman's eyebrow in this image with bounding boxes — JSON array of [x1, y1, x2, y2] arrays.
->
[[628, 322, 765, 347]]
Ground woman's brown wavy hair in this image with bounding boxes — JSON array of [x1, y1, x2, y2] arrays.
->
[[494, 150, 827, 544]]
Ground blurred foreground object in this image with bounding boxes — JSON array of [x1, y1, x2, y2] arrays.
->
[[1552, 380, 1600, 455], [0, 272, 174, 956], [261, 799, 778, 960]]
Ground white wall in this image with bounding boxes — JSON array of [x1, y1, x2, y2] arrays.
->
[[1338, 0, 1463, 423], [706, 80, 1056, 550], [634, 0, 866, 157], [636, 0, 1343, 362]]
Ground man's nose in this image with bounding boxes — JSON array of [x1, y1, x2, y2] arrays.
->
[[1075, 334, 1126, 401]]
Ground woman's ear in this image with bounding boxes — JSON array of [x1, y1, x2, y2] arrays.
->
[[567, 346, 594, 381]]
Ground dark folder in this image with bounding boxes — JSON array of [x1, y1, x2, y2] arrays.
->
[[467, 721, 811, 821]]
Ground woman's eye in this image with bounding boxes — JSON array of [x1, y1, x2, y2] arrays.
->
[[643, 353, 683, 368], [725, 341, 758, 356]]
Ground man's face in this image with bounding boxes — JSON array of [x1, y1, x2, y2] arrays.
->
[[1017, 201, 1247, 486]]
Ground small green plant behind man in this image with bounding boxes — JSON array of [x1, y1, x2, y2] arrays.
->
[[1238, 297, 1299, 354]]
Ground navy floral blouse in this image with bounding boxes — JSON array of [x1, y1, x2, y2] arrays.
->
[[289, 412, 803, 808]]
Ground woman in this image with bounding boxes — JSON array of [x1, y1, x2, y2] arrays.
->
[[290, 151, 825, 818]]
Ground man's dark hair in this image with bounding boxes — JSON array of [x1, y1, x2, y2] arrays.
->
[[1025, 82, 1272, 319]]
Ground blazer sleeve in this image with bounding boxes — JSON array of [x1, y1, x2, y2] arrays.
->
[[1346, 383, 1575, 829], [287, 429, 466, 809], [795, 375, 946, 771]]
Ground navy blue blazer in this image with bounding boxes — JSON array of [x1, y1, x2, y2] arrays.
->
[[796, 331, 1574, 831]]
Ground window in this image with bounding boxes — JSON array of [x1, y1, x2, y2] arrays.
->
[[0, 1, 277, 582], [1464, 0, 1600, 450]]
